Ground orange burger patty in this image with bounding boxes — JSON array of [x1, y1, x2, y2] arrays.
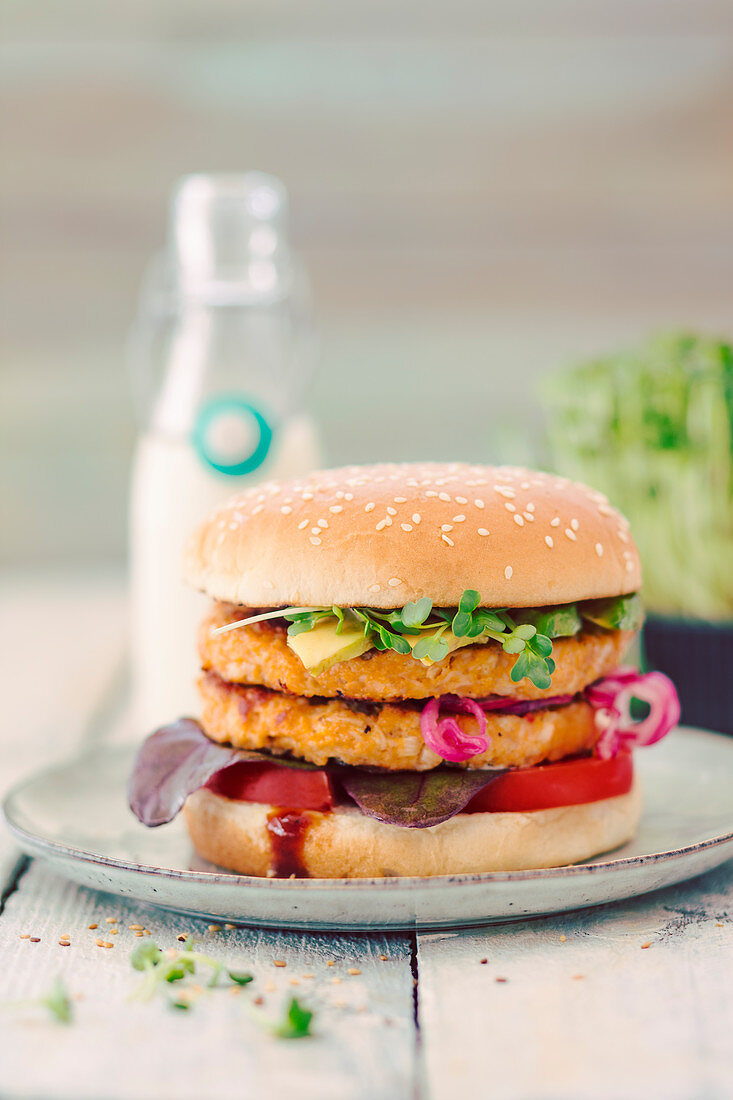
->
[[199, 671, 600, 771], [200, 603, 632, 703]]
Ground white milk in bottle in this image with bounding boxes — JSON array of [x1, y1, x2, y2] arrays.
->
[[129, 174, 321, 734]]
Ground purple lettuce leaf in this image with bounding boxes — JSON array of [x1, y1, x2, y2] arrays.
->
[[336, 766, 508, 829], [128, 719, 320, 826], [128, 719, 242, 827]]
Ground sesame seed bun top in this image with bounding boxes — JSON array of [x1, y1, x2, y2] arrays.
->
[[183, 462, 642, 609]]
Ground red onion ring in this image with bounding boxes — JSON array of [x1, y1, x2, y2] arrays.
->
[[420, 696, 490, 762], [586, 667, 680, 759]]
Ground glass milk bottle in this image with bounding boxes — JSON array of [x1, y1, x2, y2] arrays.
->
[[129, 173, 321, 734]]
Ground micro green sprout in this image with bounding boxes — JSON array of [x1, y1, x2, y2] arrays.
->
[[1, 978, 73, 1024]]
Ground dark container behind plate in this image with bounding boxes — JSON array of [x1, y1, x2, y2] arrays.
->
[[643, 616, 733, 735]]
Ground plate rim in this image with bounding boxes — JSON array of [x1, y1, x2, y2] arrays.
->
[[3, 726, 733, 893]]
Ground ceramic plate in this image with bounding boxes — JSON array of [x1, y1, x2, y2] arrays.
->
[[3, 727, 732, 930]]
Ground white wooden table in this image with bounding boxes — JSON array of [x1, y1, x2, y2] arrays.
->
[[1, 572, 731, 1100]]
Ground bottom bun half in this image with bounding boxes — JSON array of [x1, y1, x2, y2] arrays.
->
[[184, 777, 642, 879]]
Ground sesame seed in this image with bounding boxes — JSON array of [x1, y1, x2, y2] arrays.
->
[[302, 492, 314, 501], [387, 507, 397, 516], [438, 492, 451, 502], [626, 560, 634, 572], [19, 934, 30, 939], [365, 502, 376, 512], [504, 565, 513, 579], [441, 524, 453, 532], [311, 527, 321, 535], [442, 534, 454, 546], [318, 519, 328, 528], [273, 960, 287, 967], [252, 504, 263, 515], [425, 490, 438, 498], [110, 928, 119, 935], [545, 535, 554, 548], [570, 518, 579, 531], [208, 924, 222, 932], [368, 584, 381, 593], [550, 517, 560, 527], [58, 939, 71, 947], [280, 505, 292, 515], [453, 515, 466, 523], [513, 514, 524, 526], [298, 519, 308, 530], [641, 941, 652, 950], [526, 502, 535, 512], [379, 954, 388, 961], [344, 493, 354, 500], [88, 924, 98, 930], [105, 917, 118, 924], [29, 938, 40, 943], [94, 938, 105, 947], [505, 502, 516, 512], [520, 481, 530, 489], [494, 486, 516, 498], [394, 496, 407, 503], [475, 499, 484, 508], [326, 961, 336, 966], [618, 530, 629, 543], [401, 523, 413, 532], [455, 496, 468, 505], [478, 528, 490, 536], [595, 542, 604, 557], [565, 528, 577, 541], [134, 931, 144, 937], [375, 519, 389, 531], [330, 505, 343, 514], [347, 968, 362, 976], [309, 536, 322, 546], [598, 504, 613, 516], [388, 578, 402, 587], [412, 513, 421, 523], [523, 511, 535, 522]]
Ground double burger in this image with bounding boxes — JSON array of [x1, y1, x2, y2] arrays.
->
[[129, 463, 680, 878]]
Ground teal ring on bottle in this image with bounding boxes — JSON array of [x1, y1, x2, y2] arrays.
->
[[192, 396, 273, 477]]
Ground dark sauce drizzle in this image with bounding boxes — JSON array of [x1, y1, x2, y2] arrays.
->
[[266, 810, 312, 878]]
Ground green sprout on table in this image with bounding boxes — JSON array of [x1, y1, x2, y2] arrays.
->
[[247, 996, 314, 1039], [1, 977, 73, 1024], [129, 940, 313, 1036]]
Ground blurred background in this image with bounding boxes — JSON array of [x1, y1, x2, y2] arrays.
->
[[4, 0, 733, 570]]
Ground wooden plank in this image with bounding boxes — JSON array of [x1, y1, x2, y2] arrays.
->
[[417, 860, 733, 1100], [0, 861, 415, 1100]]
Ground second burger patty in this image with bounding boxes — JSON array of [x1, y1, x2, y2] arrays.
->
[[199, 670, 600, 771], [201, 602, 632, 702]]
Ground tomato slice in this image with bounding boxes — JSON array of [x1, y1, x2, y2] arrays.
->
[[205, 761, 336, 812], [465, 751, 633, 813], [205, 752, 633, 816]]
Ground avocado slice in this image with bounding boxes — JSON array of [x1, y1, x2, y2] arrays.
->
[[287, 615, 372, 676], [516, 603, 582, 638], [580, 592, 644, 631]]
